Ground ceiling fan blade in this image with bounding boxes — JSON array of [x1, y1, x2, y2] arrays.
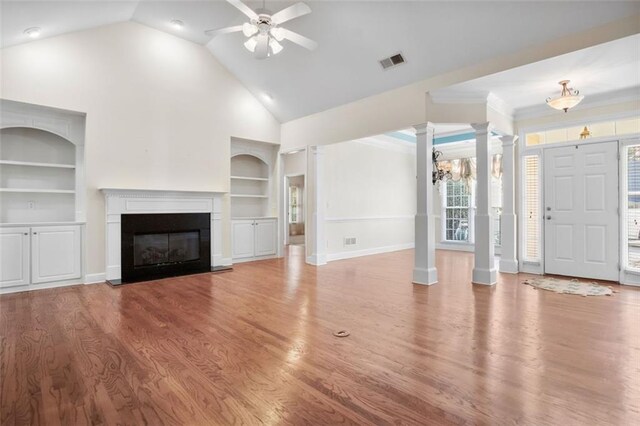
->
[[271, 2, 311, 25], [227, 0, 259, 21], [204, 25, 244, 37], [278, 28, 317, 51], [255, 33, 269, 59]]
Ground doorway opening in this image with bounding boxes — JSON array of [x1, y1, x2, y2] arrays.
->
[[287, 175, 305, 246]]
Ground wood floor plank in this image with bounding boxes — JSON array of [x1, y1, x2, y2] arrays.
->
[[1, 247, 639, 425]]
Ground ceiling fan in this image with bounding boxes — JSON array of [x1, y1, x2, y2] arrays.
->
[[205, 0, 318, 59]]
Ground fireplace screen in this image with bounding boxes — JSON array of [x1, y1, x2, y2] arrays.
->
[[133, 231, 200, 267]]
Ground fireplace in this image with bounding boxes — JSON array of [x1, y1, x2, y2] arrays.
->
[[119, 213, 211, 283]]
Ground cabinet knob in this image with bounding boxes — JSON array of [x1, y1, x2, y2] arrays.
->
[[32, 232, 37, 235], [24, 232, 28, 236]]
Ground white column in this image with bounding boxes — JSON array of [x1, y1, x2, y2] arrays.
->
[[306, 145, 327, 265], [471, 122, 497, 285], [499, 135, 519, 273], [413, 123, 438, 285]]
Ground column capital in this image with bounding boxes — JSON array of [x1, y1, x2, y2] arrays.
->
[[309, 145, 325, 156], [499, 134, 518, 147], [471, 122, 491, 135], [413, 122, 435, 135]]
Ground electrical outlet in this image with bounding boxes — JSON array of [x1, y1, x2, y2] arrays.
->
[[27, 200, 36, 209]]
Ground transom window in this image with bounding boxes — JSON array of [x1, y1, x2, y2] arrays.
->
[[525, 116, 639, 146]]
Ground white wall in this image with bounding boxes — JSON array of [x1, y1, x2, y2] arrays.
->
[[284, 149, 306, 176], [0, 22, 281, 275], [323, 139, 416, 261]]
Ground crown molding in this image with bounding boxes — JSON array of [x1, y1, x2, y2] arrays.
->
[[429, 90, 490, 105], [429, 91, 515, 123], [355, 135, 416, 155]]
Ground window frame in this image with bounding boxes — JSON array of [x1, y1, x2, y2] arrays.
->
[[441, 179, 473, 243], [621, 139, 640, 274]]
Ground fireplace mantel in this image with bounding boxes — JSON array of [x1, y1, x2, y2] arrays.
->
[[100, 188, 225, 281]]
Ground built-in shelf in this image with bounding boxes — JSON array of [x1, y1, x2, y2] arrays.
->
[[230, 194, 268, 198], [230, 175, 268, 182], [0, 160, 75, 169], [0, 188, 75, 194]]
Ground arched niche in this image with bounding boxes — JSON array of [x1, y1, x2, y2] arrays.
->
[[230, 154, 269, 179], [0, 127, 76, 165]]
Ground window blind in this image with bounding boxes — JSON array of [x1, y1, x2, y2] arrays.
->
[[627, 146, 640, 270], [523, 155, 540, 261]]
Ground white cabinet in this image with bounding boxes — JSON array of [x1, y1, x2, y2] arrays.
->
[[232, 218, 277, 262], [232, 220, 257, 260], [255, 219, 277, 257], [0, 224, 82, 292], [31, 225, 81, 284], [0, 227, 30, 288]]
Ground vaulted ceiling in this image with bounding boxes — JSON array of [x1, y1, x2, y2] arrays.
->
[[2, 1, 639, 122]]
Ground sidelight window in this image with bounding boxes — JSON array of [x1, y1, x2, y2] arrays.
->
[[625, 144, 640, 271]]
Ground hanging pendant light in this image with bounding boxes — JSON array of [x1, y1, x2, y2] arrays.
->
[[432, 149, 452, 185], [546, 80, 584, 113]]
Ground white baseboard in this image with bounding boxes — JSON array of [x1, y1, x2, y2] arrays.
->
[[232, 255, 277, 264], [0, 278, 83, 295], [620, 269, 640, 286], [436, 242, 474, 252], [84, 273, 106, 284], [221, 257, 233, 266], [306, 254, 327, 265], [326, 242, 414, 262]]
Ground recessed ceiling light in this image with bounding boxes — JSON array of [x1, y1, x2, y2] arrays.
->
[[263, 93, 274, 102], [170, 20, 184, 30], [24, 27, 41, 39]]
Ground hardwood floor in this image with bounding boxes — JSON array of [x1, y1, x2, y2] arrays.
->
[[1, 247, 639, 425]]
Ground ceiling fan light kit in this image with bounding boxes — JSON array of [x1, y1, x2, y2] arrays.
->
[[205, 0, 317, 60], [546, 80, 584, 113]]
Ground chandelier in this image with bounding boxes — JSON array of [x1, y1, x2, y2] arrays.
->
[[546, 80, 584, 113], [432, 148, 451, 185]]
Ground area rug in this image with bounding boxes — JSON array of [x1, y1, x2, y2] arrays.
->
[[523, 277, 615, 297]]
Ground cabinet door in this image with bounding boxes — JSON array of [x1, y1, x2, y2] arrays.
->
[[254, 219, 277, 257], [232, 220, 256, 259], [0, 227, 30, 288], [31, 225, 81, 284]]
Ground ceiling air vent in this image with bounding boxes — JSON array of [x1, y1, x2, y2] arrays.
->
[[379, 53, 406, 70]]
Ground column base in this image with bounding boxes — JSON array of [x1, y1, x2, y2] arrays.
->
[[413, 267, 438, 286], [306, 254, 327, 266], [472, 267, 497, 285], [499, 258, 519, 274]]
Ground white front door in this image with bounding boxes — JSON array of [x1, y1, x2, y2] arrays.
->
[[544, 141, 619, 281]]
